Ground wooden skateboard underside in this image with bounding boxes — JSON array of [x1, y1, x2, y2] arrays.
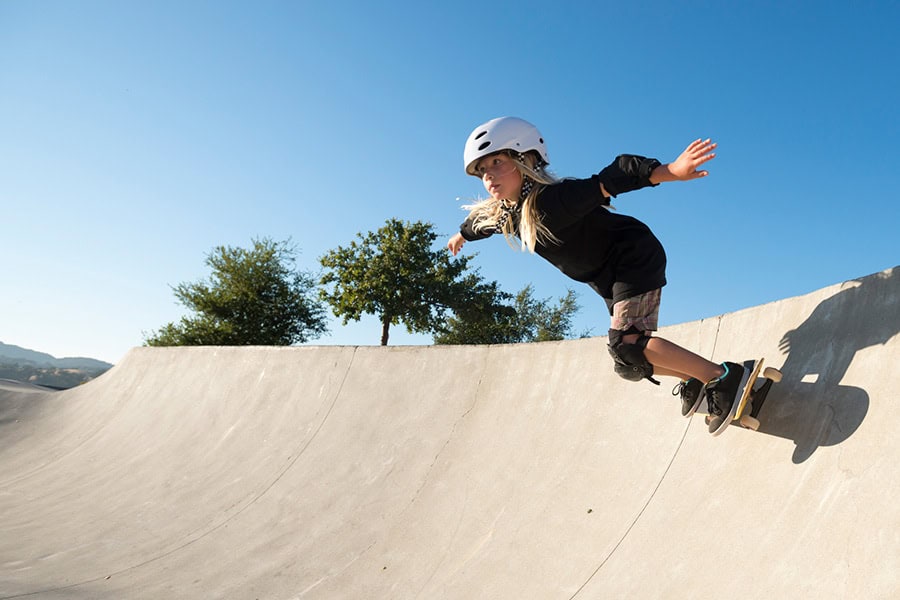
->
[[694, 359, 782, 431]]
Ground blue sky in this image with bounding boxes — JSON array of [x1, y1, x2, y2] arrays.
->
[[2, 1, 897, 364]]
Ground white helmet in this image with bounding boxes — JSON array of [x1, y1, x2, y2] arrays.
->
[[463, 116, 549, 176]]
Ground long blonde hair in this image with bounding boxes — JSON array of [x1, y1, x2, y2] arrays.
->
[[462, 152, 560, 253]]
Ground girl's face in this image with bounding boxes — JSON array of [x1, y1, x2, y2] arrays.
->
[[474, 153, 522, 201]]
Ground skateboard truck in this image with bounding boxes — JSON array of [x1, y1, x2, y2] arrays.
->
[[737, 365, 782, 430]]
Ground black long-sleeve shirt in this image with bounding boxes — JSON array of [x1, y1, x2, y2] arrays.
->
[[459, 156, 667, 308]]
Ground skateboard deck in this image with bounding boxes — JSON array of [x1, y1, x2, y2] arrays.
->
[[694, 358, 782, 434]]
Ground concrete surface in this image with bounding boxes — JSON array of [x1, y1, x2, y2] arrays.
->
[[1, 267, 897, 599]]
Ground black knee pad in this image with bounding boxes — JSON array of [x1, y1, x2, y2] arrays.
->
[[608, 328, 660, 385]]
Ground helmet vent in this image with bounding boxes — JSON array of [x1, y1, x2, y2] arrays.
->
[[475, 131, 488, 140], [478, 141, 491, 151]]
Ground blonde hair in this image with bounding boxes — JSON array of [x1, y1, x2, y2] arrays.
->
[[462, 152, 560, 253]]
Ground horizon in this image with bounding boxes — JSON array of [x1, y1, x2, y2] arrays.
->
[[4, 264, 895, 365]]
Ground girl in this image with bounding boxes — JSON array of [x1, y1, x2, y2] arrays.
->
[[447, 116, 748, 435]]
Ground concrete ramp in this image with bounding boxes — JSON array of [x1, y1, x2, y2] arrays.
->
[[1, 267, 898, 599]]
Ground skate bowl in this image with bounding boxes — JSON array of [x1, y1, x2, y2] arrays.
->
[[1, 267, 897, 599]]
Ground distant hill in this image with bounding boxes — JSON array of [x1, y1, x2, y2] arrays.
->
[[0, 342, 113, 389]]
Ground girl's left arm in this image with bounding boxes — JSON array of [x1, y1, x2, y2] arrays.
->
[[649, 138, 717, 184], [597, 154, 662, 198]]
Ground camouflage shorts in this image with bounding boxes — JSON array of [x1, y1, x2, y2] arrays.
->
[[610, 288, 661, 333]]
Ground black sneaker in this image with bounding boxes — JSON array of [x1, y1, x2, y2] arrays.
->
[[673, 378, 705, 417], [706, 362, 750, 436]]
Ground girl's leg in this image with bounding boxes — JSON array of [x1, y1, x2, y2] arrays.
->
[[622, 332, 724, 383], [611, 289, 725, 384], [653, 365, 694, 379]]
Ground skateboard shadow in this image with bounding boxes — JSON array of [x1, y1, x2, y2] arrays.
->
[[758, 267, 898, 463]]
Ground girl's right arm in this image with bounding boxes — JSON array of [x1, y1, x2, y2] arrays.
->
[[448, 232, 466, 256], [449, 215, 496, 255]]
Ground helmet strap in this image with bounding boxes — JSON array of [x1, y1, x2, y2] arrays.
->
[[516, 151, 546, 171], [520, 177, 534, 201], [496, 200, 521, 232]]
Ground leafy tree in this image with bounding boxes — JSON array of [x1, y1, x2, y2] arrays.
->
[[431, 275, 518, 345], [435, 283, 585, 345], [144, 238, 328, 347], [513, 285, 583, 342], [319, 219, 472, 345]]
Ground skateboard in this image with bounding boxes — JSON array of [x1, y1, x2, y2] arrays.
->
[[695, 358, 782, 433]]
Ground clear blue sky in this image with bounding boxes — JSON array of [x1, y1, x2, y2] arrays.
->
[[2, 1, 897, 364]]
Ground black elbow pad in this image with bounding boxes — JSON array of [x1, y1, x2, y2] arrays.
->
[[598, 154, 662, 197]]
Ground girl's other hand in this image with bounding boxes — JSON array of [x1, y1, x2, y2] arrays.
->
[[448, 233, 466, 256]]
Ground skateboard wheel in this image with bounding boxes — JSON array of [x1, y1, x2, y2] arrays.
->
[[740, 415, 760, 430], [762, 367, 782, 383]]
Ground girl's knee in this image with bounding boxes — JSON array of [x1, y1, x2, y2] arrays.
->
[[622, 330, 652, 345], [608, 328, 659, 385]]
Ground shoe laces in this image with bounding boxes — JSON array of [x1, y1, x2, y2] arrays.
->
[[672, 381, 687, 397], [707, 388, 724, 416]]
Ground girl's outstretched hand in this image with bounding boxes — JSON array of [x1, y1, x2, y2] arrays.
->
[[448, 232, 466, 256], [661, 138, 717, 182]]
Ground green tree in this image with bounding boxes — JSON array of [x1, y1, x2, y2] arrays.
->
[[319, 219, 472, 345], [434, 283, 585, 345], [513, 285, 583, 342], [144, 238, 328, 346], [431, 275, 518, 345]]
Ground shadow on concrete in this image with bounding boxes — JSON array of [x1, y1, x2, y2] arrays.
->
[[758, 267, 898, 463]]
